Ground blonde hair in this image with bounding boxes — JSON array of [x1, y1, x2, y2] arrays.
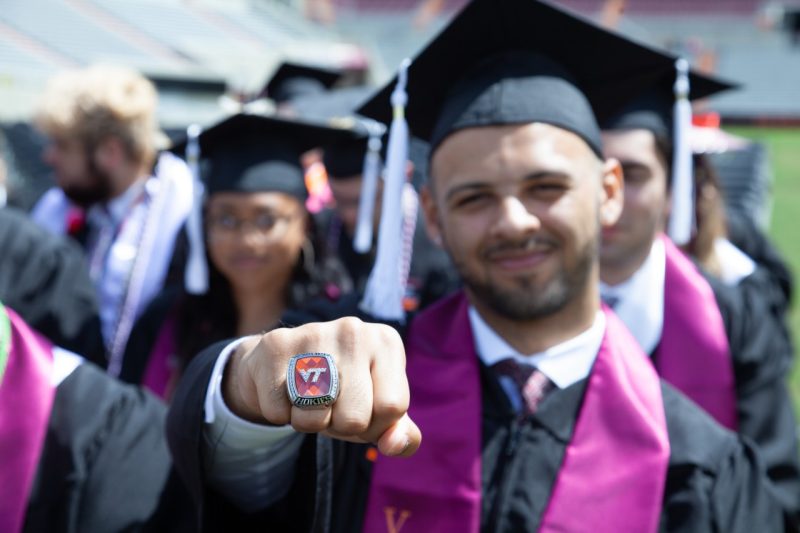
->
[[35, 64, 159, 165]]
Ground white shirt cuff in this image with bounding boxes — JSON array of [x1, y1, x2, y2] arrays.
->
[[202, 337, 304, 512]]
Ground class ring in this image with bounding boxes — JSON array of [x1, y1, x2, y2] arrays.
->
[[286, 352, 339, 409]]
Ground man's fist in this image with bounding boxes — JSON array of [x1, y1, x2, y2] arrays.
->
[[223, 317, 421, 457]]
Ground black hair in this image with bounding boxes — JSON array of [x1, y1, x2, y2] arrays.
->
[[173, 211, 339, 369]]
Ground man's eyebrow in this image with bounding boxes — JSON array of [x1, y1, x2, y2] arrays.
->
[[445, 181, 490, 202], [521, 170, 571, 182], [444, 171, 572, 201]]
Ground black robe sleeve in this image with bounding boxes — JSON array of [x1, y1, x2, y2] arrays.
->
[[0, 207, 104, 365], [660, 384, 789, 532], [727, 214, 793, 309], [25, 363, 195, 532], [737, 265, 795, 360], [705, 274, 800, 521]]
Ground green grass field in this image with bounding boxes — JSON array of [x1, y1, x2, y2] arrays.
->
[[725, 127, 800, 415]]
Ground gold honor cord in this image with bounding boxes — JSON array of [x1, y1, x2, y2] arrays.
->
[[0, 304, 9, 387]]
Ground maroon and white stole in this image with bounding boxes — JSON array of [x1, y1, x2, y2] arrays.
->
[[0, 305, 56, 533], [655, 235, 737, 430], [363, 292, 670, 533]]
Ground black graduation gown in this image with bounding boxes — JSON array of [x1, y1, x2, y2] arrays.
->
[[119, 286, 182, 387], [316, 208, 459, 312], [167, 340, 788, 533], [734, 265, 794, 357], [24, 361, 194, 533], [702, 272, 800, 521], [726, 214, 793, 312], [0, 207, 104, 366]]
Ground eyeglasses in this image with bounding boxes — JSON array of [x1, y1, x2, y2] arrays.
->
[[207, 212, 298, 240]]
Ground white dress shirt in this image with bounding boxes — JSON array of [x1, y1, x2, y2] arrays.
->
[[467, 306, 604, 390], [204, 338, 304, 512], [600, 238, 666, 355], [86, 179, 150, 348]]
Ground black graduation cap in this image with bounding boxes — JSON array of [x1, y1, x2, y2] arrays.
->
[[601, 70, 736, 140], [172, 113, 363, 201], [322, 137, 368, 179], [599, 63, 736, 246], [173, 113, 364, 295], [357, 0, 715, 158], [287, 85, 381, 180], [264, 62, 345, 105], [290, 85, 374, 122]]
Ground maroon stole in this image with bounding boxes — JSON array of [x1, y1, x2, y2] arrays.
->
[[363, 292, 670, 533], [141, 311, 179, 400], [0, 306, 56, 533], [655, 235, 737, 430]]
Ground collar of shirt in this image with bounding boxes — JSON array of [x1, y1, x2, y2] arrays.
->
[[714, 237, 756, 286], [600, 238, 665, 354], [467, 306, 606, 389]]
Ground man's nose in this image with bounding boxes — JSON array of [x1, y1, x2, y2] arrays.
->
[[492, 196, 540, 238]]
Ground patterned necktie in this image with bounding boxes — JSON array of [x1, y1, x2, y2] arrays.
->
[[492, 359, 554, 414]]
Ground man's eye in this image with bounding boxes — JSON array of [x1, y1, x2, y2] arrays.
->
[[456, 193, 489, 207], [533, 182, 566, 192]]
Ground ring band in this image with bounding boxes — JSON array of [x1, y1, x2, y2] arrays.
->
[[287, 352, 339, 409]]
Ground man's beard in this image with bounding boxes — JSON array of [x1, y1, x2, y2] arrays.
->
[[61, 156, 113, 208], [455, 234, 596, 321]]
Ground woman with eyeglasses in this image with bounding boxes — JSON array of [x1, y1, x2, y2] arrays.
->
[[120, 114, 354, 401]]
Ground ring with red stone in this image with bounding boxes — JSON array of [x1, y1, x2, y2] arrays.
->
[[286, 352, 339, 409]]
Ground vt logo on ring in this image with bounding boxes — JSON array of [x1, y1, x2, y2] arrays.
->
[[299, 367, 327, 383], [286, 352, 339, 409]]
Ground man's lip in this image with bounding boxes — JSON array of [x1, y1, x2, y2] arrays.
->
[[487, 249, 551, 271]]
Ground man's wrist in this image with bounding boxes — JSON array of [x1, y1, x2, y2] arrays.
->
[[222, 335, 266, 424]]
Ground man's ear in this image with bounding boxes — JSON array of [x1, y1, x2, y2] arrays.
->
[[600, 158, 624, 228], [420, 185, 443, 247]]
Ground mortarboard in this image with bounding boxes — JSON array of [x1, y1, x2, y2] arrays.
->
[[284, 85, 380, 180], [279, 84, 390, 253], [173, 113, 363, 200], [172, 113, 363, 294], [602, 70, 735, 144], [601, 65, 736, 245], [323, 134, 372, 180], [357, 0, 715, 158], [264, 62, 345, 105], [289, 85, 374, 123], [322, 116, 387, 253], [289, 86, 381, 180]]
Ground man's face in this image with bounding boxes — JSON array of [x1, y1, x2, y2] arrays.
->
[[42, 135, 112, 207], [600, 129, 669, 277], [425, 122, 621, 321], [328, 175, 382, 238]]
